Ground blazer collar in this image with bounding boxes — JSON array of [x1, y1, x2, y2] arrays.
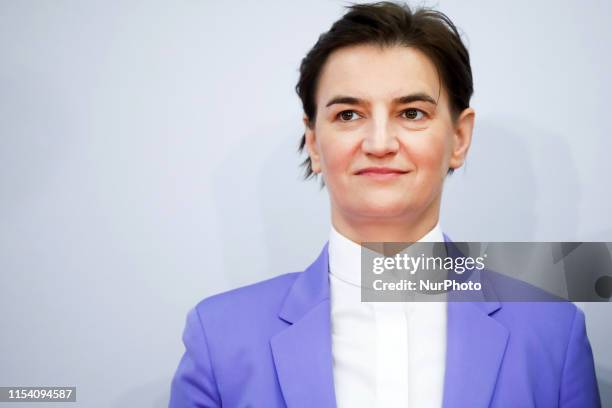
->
[[277, 242, 331, 324], [271, 235, 509, 408]]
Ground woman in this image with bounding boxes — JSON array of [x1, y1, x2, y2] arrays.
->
[[169, 2, 600, 407]]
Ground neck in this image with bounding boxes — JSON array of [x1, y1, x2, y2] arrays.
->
[[331, 197, 441, 244]]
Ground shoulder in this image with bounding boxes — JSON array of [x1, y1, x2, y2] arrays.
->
[[487, 274, 584, 370], [188, 271, 300, 335], [495, 298, 580, 339], [483, 269, 580, 339], [492, 295, 599, 404], [194, 271, 300, 315]]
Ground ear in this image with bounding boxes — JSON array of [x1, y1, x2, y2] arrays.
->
[[303, 115, 322, 174], [448, 107, 475, 170]]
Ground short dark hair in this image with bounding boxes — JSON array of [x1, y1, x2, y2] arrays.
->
[[295, 1, 473, 185]]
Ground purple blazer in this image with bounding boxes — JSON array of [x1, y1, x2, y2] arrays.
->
[[169, 237, 601, 407]]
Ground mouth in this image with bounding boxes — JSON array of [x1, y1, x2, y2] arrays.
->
[[355, 167, 410, 180]]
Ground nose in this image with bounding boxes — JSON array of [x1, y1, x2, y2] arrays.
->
[[361, 115, 400, 157]]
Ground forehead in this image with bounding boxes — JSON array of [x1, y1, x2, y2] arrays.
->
[[316, 44, 444, 106]]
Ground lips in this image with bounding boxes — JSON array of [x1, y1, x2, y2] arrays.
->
[[355, 167, 409, 175]]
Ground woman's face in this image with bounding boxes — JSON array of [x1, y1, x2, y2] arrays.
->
[[304, 44, 474, 226]]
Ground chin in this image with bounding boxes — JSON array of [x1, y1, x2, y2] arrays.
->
[[351, 198, 418, 219]]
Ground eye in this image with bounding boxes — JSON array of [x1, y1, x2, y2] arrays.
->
[[337, 110, 362, 122], [401, 108, 426, 120]]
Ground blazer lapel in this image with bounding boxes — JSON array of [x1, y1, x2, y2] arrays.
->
[[441, 301, 509, 407], [270, 242, 337, 408], [442, 234, 510, 408]]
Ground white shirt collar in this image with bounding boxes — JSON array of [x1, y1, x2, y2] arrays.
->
[[328, 221, 444, 287]]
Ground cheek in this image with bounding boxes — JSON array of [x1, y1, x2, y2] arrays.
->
[[405, 129, 452, 174], [319, 135, 356, 176]]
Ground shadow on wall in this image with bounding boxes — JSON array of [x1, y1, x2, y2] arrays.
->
[[211, 119, 329, 289], [597, 366, 612, 407], [443, 117, 581, 242], [257, 121, 331, 272]]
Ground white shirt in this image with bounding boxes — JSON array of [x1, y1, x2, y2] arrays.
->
[[328, 222, 447, 408]]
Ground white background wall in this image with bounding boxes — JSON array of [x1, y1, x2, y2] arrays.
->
[[1, 1, 610, 406]]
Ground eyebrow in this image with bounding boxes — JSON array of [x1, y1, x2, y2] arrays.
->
[[325, 93, 438, 108]]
